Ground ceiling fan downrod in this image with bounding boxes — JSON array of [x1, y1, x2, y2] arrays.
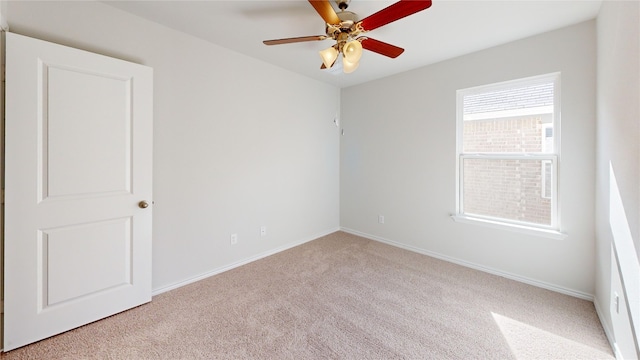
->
[[336, 0, 350, 11]]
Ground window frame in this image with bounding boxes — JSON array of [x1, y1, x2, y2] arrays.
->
[[454, 73, 563, 237], [541, 123, 554, 200]]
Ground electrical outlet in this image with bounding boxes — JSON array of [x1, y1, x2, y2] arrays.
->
[[378, 215, 385, 224], [230, 233, 238, 245], [260, 226, 267, 237]]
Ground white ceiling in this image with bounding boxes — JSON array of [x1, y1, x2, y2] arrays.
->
[[104, 0, 603, 88]]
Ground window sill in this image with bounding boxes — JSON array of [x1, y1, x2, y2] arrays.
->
[[451, 215, 568, 240]]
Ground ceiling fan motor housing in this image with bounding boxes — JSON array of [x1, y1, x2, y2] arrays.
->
[[326, 10, 360, 42], [337, 10, 358, 23]]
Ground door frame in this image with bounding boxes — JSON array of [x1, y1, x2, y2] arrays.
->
[[1, 29, 7, 352]]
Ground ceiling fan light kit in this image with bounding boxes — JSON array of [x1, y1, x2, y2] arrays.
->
[[342, 57, 359, 73], [263, 0, 433, 74], [342, 39, 363, 63], [319, 46, 339, 69]]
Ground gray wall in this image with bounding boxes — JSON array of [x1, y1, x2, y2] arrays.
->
[[595, 1, 640, 357], [340, 21, 597, 297], [5, 0, 341, 292]]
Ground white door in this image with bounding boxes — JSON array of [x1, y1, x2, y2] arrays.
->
[[4, 32, 153, 351]]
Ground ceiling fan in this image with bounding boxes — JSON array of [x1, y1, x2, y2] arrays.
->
[[263, 0, 433, 73]]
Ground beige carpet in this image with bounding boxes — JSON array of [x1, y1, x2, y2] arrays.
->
[[2, 231, 613, 359]]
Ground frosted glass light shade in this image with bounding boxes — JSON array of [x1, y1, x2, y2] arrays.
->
[[343, 58, 359, 73], [319, 47, 338, 69], [343, 40, 363, 63]]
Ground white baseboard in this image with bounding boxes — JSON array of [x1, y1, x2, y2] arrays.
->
[[341, 227, 594, 301], [594, 297, 619, 358], [151, 227, 340, 296]]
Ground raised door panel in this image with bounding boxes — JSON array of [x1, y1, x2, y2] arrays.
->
[[44, 65, 132, 200]]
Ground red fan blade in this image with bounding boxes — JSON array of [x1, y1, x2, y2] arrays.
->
[[360, 37, 404, 58], [263, 35, 327, 45], [359, 0, 432, 31], [308, 0, 341, 25]]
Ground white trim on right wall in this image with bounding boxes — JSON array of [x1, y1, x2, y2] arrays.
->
[[340, 227, 593, 301]]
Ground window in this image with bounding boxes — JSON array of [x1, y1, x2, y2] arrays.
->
[[455, 73, 561, 234]]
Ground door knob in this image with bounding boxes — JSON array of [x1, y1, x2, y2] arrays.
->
[[138, 201, 149, 209]]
